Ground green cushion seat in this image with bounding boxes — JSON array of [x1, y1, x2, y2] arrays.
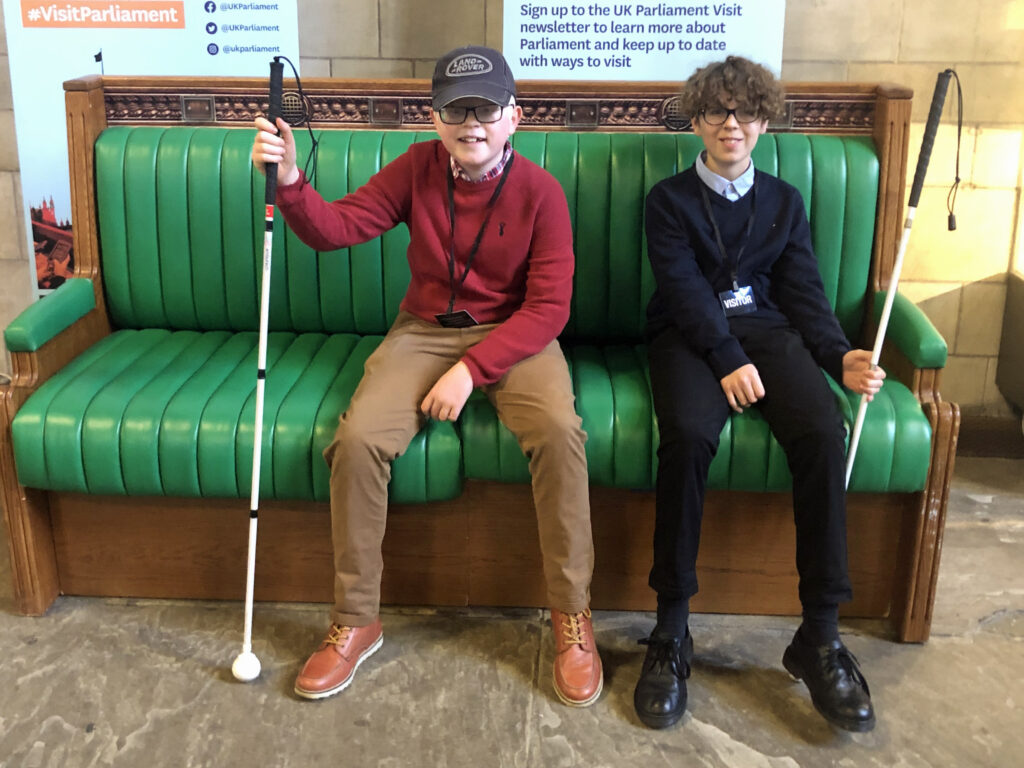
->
[[458, 345, 928, 492], [11, 330, 462, 503], [8, 126, 939, 500]]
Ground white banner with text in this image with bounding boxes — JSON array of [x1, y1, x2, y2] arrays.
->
[[3, 0, 300, 293], [504, 1, 784, 82]]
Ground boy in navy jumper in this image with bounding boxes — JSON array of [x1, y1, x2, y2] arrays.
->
[[636, 56, 883, 732]]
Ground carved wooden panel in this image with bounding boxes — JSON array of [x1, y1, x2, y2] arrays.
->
[[99, 81, 880, 134]]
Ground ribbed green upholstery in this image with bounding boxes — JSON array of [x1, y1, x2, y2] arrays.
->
[[477, 131, 929, 491], [9, 126, 936, 499], [12, 329, 461, 502], [16, 127, 458, 502]]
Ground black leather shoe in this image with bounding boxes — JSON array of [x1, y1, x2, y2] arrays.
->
[[782, 632, 875, 732], [633, 630, 694, 729]]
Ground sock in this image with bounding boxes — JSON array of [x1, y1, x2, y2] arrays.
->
[[799, 603, 840, 645], [655, 594, 689, 637]]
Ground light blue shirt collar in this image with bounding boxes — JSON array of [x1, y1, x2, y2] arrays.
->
[[695, 151, 755, 201]]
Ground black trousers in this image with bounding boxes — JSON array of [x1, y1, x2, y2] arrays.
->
[[647, 321, 853, 608]]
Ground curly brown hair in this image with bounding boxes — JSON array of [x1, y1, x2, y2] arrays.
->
[[679, 56, 785, 122]]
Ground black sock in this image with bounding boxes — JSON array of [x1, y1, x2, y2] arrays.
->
[[655, 594, 689, 637], [799, 603, 840, 645]]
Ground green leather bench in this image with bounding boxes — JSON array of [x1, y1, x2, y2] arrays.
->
[[7, 127, 937, 497], [0, 77, 959, 641]]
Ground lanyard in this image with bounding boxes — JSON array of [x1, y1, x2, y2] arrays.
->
[[699, 178, 757, 291], [445, 154, 515, 314]]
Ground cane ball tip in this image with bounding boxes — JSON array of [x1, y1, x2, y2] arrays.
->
[[232, 651, 261, 682]]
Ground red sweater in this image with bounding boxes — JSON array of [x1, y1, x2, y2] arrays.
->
[[276, 140, 575, 385]]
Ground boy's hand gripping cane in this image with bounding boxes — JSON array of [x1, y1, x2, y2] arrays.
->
[[845, 71, 954, 489], [232, 57, 284, 683]]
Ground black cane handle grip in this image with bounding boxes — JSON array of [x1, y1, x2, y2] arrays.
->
[[264, 58, 284, 206], [909, 70, 953, 209]]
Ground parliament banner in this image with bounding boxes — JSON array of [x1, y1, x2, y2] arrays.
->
[[505, 0, 784, 82], [3, 0, 300, 293]]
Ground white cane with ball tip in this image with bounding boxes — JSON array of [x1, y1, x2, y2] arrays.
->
[[845, 70, 954, 490], [232, 57, 284, 683]]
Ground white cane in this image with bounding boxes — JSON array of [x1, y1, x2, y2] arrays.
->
[[232, 57, 284, 682], [845, 71, 954, 489]]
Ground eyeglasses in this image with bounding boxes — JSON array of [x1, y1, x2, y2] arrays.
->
[[700, 107, 760, 125], [437, 104, 506, 125]]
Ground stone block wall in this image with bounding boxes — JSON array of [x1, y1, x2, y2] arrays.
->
[[0, 7, 34, 382], [782, 0, 1024, 416], [1, 0, 1021, 417]]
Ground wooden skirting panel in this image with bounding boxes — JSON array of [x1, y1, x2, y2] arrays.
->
[[48, 483, 908, 622]]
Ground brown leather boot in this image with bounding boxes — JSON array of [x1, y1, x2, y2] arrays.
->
[[294, 619, 383, 700], [551, 608, 603, 707]]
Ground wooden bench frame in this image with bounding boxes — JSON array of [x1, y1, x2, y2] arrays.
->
[[0, 76, 959, 641]]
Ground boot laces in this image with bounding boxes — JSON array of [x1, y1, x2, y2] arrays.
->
[[560, 608, 591, 646], [324, 624, 353, 646]]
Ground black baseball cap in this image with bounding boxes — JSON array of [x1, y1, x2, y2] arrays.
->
[[431, 46, 516, 110]]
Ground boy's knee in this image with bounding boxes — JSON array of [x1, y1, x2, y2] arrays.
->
[[658, 414, 720, 454], [655, 417, 721, 475], [787, 419, 846, 458], [513, 402, 586, 458], [536, 406, 586, 447], [323, 411, 395, 469]]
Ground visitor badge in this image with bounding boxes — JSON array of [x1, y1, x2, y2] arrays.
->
[[719, 285, 756, 317]]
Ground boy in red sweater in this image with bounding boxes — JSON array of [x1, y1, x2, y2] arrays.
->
[[251, 46, 602, 706]]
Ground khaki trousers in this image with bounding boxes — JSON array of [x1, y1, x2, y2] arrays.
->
[[324, 312, 593, 626]]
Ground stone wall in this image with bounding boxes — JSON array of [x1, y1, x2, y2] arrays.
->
[[2, 0, 1022, 415], [780, 0, 1024, 417], [0, 7, 34, 380]]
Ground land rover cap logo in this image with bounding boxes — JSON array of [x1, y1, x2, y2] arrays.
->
[[432, 46, 516, 109], [446, 54, 493, 77]]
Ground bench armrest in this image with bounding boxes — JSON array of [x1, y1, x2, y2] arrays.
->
[[4, 278, 96, 353], [873, 291, 948, 369]]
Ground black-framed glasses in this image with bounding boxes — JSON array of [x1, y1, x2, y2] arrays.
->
[[700, 107, 760, 125], [437, 104, 506, 125]]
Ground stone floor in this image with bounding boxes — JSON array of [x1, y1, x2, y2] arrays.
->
[[1, 457, 1021, 768]]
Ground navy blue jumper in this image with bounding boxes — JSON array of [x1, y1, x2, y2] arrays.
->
[[644, 165, 854, 609]]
